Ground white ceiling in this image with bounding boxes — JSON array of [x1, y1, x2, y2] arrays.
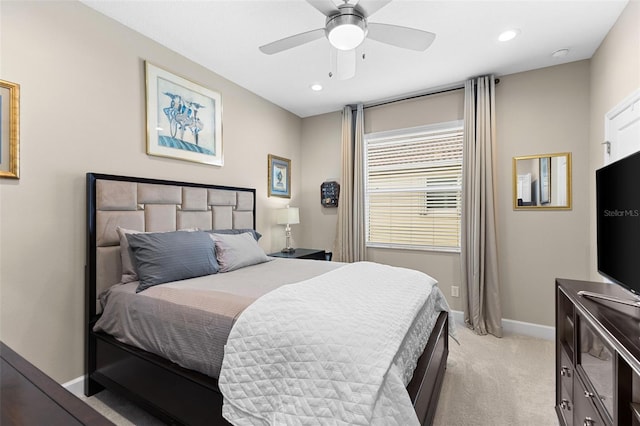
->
[[81, 0, 628, 118]]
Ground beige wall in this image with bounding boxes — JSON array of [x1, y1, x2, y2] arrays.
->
[[298, 111, 342, 253], [364, 91, 465, 134], [588, 0, 640, 281], [496, 61, 591, 326], [0, 1, 302, 383]]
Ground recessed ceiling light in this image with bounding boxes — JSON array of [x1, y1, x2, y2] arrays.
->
[[551, 48, 570, 58], [310, 84, 323, 92], [498, 29, 520, 42]]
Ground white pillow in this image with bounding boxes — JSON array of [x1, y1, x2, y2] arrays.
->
[[209, 232, 270, 272]]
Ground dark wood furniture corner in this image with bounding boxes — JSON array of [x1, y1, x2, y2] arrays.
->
[[1, 341, 113, 426], [555, 278, 640, 426], [268, 248, 326, 260]]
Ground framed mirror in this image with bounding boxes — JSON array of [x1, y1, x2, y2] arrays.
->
[[513, 152, 572, 210]]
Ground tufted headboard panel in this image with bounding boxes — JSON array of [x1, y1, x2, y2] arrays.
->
[[86, 173, 256, 318]]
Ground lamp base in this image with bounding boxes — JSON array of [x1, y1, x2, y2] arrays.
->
[[281, 247, 296, 253]]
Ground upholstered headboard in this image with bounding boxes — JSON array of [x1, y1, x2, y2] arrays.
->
[[85, 173, 256, 318]]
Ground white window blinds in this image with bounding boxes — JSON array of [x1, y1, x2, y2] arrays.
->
[[364, 121, 463, 252]]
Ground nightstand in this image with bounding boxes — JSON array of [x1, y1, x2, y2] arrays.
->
[[268, 248, 327, 261]]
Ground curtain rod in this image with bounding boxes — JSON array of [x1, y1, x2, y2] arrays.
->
[[359, 78, 500, 110]]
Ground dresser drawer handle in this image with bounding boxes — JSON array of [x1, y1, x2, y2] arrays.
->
[[584, 390, 595, 398], [583, 417, 595, 426], [560, 399, 571, 410], [561, 366, 571, 377]]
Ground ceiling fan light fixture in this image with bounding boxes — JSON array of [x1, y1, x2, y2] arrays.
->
[[326, 14, 367, 51]]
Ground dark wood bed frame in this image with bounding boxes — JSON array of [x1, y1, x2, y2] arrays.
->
[[85, 173, 449, 425]]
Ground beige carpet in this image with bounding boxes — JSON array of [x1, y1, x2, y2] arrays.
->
[[433, 325, 558, 426], [84, 325, 559, 425]]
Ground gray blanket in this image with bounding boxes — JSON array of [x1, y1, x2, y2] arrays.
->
[[94, 258, 344, 377], [93, 257, 449, 382]]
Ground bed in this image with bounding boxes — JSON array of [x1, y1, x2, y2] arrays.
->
[[84, 172, 451, 425]]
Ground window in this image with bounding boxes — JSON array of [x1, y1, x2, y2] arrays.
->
[[364, 121, 463, 251]]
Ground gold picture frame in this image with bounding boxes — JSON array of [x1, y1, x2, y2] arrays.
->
[[0, 79, 20, 179], [268, 154, 291, 198], [512, 152, 572, 210]]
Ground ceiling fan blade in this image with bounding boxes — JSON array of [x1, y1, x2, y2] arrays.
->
[[259, 28, 326, 55], [306, 0, 339, 17], [331, 48, 356, 80], [367, 23, 435, 51], [354, 0, 392, 17]]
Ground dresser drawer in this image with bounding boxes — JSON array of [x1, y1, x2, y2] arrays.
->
[[574, 371, 608, 426], [558, 379, 573, 426], [560, 347, 573, 398]]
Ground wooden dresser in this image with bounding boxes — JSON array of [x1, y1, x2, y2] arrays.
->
[[556, 279, 640, 426], [1, 342, 113, 426]]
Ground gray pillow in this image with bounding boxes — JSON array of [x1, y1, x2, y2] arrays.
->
[[116, 227, 144, 284], [209, 232, 270, 273], [204, 228, 262, 241], [126, 231, 219, 292], [116, 227, 197, 284]]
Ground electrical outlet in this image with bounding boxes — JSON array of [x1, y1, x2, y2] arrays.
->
[[451, 286, 460, 298]]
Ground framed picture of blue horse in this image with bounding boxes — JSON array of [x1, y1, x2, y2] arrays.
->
[[145, 62, 223, 166]]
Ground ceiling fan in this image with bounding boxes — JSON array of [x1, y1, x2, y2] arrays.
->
[[259, 0, 436, 80]]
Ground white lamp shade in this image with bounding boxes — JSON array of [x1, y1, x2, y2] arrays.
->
[[276, 207, 299, 225]]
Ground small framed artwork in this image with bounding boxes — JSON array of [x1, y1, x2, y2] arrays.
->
[[268, 154, 291, 198], [0, 79, 20, 179], [145, 62, 223, 166], [539, 156, 551, 205]]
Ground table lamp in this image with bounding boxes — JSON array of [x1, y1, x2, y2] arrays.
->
[[276, 205, 299, 253]]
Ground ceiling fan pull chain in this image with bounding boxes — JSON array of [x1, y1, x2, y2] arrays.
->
[[329, 48, 335, 78]]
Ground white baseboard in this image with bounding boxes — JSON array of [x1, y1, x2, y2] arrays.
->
[[450, 310, 554, 340], [62, 375, 85, 398]]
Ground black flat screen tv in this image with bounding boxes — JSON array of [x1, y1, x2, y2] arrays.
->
[[596, 150, 640, 297]]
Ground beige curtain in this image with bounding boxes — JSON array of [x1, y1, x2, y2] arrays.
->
[[334, 104, 366, 263], [461, 76, 503, 337]]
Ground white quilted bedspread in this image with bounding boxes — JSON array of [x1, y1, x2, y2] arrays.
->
[[218, 261, 440, 426]]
